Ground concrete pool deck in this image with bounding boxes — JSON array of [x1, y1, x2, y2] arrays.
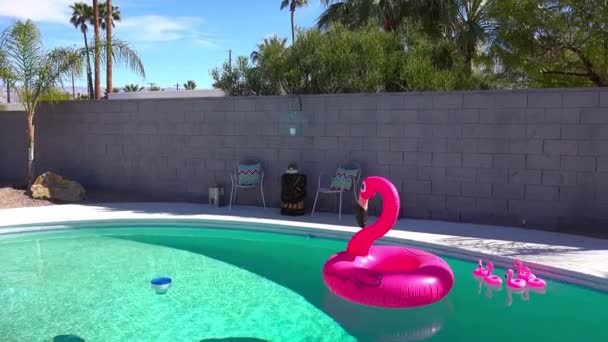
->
[[1, 202, 607, 292]]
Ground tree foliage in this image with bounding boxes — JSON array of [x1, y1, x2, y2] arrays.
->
[[211, 24, 485, 95], [281, 0, 309, 43], [69, 2, 94, 98], [79, 37, 145, 79], [123, 83, 143, 92], [317, 0, 452, 34], [313, 0, 608, 89], [0, 20, 82, 184], [399, 21, 490, 91], [490, 0, 608, 87], [184, 80, 197, 90], [1, 20, 81, 114], [211, 56, 267, 96], [39, 88, 72, 102]]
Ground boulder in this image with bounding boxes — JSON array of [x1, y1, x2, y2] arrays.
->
[[31, 172, 86, 203]]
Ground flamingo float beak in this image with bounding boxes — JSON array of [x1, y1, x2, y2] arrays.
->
[[355, 196, 369, 228]]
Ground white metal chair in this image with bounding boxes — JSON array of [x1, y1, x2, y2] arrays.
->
[[229, 161, 266, 210], [310, 161, 361, 222]]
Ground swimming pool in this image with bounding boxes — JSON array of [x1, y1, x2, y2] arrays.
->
[[0, 225, 605, 342]]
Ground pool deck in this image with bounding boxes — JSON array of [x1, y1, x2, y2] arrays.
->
[[0, 202, 607, 292]]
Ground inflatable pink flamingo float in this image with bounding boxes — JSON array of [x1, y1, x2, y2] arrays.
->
[[322, 176, 455, 308]]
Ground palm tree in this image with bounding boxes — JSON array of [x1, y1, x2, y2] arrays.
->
[[249, 50, 259, 64], [183, 80, 197, 90], [86, 1, 120, 97], [69, 2, 94, 99], [0, 51, 14, 103], [98, 1, 121, 30], [451, 0, 494, 70], [66, 50, 84, 98], [92, 0, 101, 99], [105, 0, 113, 95], [97, 0, 120, 95], [69, 1, 120, 99], [0, 20, 82, 186], [123, 83, 143, 92], [317, 0, 452, 34], [80, 37, 145, 79], [280, 0, 309, 43], [250, 35, 288, 64]]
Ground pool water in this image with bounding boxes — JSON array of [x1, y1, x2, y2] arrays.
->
[[0, 226, 605, 342]]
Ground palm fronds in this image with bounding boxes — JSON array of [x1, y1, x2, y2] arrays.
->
[[83, 36, 146, 79]]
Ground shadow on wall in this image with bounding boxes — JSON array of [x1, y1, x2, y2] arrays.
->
[[53, 335, 85, 342]]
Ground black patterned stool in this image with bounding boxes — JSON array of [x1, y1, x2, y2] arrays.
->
[[281, 173, 306, 216]]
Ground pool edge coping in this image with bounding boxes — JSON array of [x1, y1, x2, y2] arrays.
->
[[1, 216, 606, 293]]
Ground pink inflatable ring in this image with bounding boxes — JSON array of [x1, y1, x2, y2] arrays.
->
[[323, 176, 454, 309]]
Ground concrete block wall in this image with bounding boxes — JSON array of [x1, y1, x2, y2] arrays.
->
[[1, 88, 607, 233], [0, 112, 27, 185]]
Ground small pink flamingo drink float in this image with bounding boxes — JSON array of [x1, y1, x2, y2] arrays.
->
[[473, 259, 489, 278], [322, 176, 455, 309], [514, 260, 535, 279], [505, 269, 527, 291], [514, 260, 547, 290], [483, 261, 503, 286]]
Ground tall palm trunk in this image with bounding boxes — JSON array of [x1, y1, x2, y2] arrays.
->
[[93, 0, 101, 99], [106, 0, 113, 96], [465, 45, 474, 71], [290, 10, 295, 43], [27, 112, 35, 187], [82, 29, 94, 99]]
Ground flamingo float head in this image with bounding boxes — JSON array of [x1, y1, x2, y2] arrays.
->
[[350, 177, 401, 255], [355, 203, 368, 229], [355, 178, 394, 228], [355, 180, 371, 228]]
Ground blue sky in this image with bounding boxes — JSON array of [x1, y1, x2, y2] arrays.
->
[[0, 0, 325, 89]]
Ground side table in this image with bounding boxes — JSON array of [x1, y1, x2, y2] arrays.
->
[[281, 173, 306, 216]]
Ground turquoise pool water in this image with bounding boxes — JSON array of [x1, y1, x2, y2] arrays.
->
[[0, 226, 605, 342]]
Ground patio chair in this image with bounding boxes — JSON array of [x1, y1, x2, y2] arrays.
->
[[310, 161, 361, 222], [229, 161, 266, 210]]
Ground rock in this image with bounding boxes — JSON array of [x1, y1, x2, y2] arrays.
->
[[31, 172, 86, 203]]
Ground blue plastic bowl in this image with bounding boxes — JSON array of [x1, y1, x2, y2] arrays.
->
[[151, 277, 172, 293]]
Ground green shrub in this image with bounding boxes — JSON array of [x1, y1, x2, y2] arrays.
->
[[211, 24, 487, 95], [39, 88, 72, 102]]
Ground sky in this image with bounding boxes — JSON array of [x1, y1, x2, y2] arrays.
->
[[0, 0, 325, 90]]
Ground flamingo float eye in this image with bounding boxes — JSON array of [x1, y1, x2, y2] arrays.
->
[[360, 181, 366, 193]]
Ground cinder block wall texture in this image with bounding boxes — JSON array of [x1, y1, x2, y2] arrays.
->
[[1, 88, 607, 232]]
